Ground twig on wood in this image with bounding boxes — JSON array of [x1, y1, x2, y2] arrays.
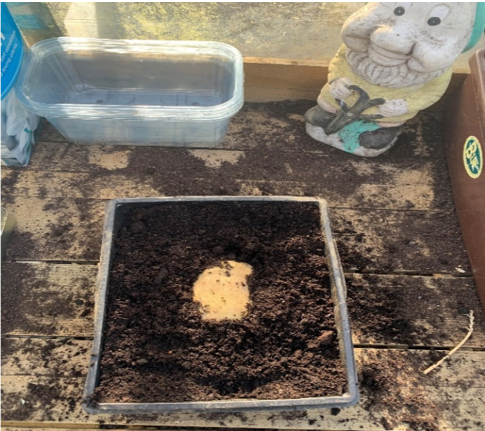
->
[[423, 310, 475, 375]]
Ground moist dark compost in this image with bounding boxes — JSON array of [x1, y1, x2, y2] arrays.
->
[[92, 201, 347, 404]]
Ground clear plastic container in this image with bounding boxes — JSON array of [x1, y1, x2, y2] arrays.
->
[[15, 38, 244, 147]]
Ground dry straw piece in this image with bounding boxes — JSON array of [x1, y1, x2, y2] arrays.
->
[[423, 310, 475, 375]]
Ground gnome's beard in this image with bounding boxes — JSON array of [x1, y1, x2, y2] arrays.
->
[[346, 48, 448, 89]]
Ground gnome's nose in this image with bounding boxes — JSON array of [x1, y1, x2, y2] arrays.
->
[[370, 24, 416, 57]]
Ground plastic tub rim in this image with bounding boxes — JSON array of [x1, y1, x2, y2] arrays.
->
[[83, 196, 359, 415], [15, 38, 244, 121]]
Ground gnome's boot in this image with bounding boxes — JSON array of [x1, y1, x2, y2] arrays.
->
[[304, 105, 337, 131], [359, 125, 404, 150]]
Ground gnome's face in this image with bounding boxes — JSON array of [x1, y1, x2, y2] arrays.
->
[[342, 2, 476, 88]]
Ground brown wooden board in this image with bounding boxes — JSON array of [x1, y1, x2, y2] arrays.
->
[[1, 263, 96, 337], [331, 208, 470, 274], [346, 273, 485, 348], [0, 197, 105, 262]]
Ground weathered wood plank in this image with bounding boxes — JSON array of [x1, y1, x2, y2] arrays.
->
[[37, 107, 441, 154], [2, 263, 484, 348], [4, 109, 454, 213], [1, 263, 96, 337], [4, 110, 454, 219], [1, 338, 93, 378], [331, 208, 470, 274], [1, 197, 105, 262], [2, 345, 484, 430], [346, 273, 485, 348], [243, 58, 328, 103], [1, 192, 469, 275], [0, 167, 447, 211], [33, 108, 449, 171], [233, 179, 447, 212]]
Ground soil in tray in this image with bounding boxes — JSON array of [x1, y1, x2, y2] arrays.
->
[[92, 201, 347, 404]]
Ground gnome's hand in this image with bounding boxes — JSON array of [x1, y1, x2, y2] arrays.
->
[[329, 78, 354, 100], [378, 100, 409, 117]]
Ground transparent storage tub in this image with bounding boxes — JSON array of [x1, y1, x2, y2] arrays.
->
[[15, 38, 244, 146]]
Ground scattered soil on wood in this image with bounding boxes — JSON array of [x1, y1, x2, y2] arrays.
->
[[358, 349, 443, 431], [1, 338, 90, 422], [1, 101, 481, 427], [346, 273, 485, 346], [1, 264, 94, 335], [92, 200, 348, 404]]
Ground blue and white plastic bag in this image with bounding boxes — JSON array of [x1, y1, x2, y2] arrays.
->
[[1, 3, 39, 166]]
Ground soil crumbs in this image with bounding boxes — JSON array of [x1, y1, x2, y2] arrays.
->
[[92, 201, 347, 405], [359, 349, 444, 431]]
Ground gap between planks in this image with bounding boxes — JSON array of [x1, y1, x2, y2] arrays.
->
[[3, 259, 474, 279], [3, 334, 485, 353]]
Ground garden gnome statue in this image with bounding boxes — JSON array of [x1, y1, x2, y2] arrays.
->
[[305, 2, 485, 157]]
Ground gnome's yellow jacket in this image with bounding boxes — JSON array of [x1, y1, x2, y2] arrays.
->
[[318, 45, 453, 123]]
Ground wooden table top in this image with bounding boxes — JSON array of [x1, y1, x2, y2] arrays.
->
[[2, 101, 484, 431]]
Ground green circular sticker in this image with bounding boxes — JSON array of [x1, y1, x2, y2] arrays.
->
[[463, 136, 483, 179]]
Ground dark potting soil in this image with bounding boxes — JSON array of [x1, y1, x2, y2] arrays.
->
[[91, 201, 347, 404]]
